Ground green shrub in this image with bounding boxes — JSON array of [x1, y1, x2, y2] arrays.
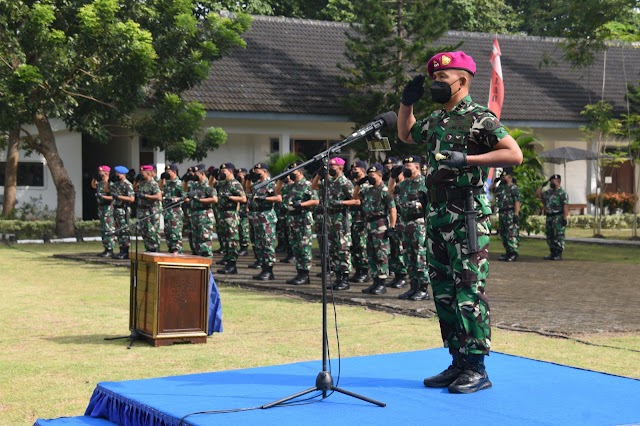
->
[[0, 220, 100, 240], [492, 213, 640, 235], [587, 192, 636, 214]]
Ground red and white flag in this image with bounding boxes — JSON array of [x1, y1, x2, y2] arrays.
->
[[488, 37, 504, 119]]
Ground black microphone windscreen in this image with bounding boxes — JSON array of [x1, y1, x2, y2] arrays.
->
[[375, 111, 398, 128]]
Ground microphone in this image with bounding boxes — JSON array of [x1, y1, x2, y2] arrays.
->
[[349, 111, 398, 140]]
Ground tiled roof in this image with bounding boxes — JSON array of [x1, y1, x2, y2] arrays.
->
[[184, 16, 640, 123]]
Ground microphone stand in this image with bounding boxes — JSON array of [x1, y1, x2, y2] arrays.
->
[[255, 130, 386, 409], [104, 196, 187, 349]]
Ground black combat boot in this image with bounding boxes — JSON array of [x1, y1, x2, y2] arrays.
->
[[387, 273, 407, 288], [215, 258, 226, 265], [505, 252, 518, 262], [113, 247, 129, 260], [498, 253, 508, 261], [252, 265, 266, 280], [447, 354, 492, 394], [398, 278, 418, 300], [280, 252, 295, 263], [97, 249, 113, 258], [551, 250, 563, 261], [370, 277, 387, 295], [238, 246, 249, 256], [248, 260, 261, 269], [332, 273, 350, 291], [217, 260, 238, 275], [316, 269, 334, 278], [543, 249, 556, 260], [292, 269, 310, 285], [423, 352, 464, 388], [410, 280, 430, 301], [350, 268, 369, 283], [257, 265, 275, 281], [286, 270, 303, 284]]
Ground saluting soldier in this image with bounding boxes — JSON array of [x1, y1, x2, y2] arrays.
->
[[348, 164, 397, 295], [398, 51, 522, 393], [390, 155, 430, 301], [135, 165, 163, 252], [347, 161, 370, 284], [188, 164, 217, 257], [95, 165, 115, 257], [160, 164, 185, 254], [536, 174, 569, 260], [387, 164, 409, 289], [491, 168, 521, 262], [279, 162, 319, 285], [109, 165, 135, 259], [312, 157, 354, 291], [248, 162, 281, 280], [215, 163, 247, 274]]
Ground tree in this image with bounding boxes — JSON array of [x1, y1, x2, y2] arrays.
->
[[337, 0, 454, 161], [0, 1, 250, 237]]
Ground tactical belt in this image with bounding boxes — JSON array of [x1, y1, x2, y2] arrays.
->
[[366, 214, 387, 223], [402, 213, 424, 222], [428, 186, 484, 204], [546, 211, 563, 217]]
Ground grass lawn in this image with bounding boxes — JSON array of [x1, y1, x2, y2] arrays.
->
[[0, 241, 639, 424]]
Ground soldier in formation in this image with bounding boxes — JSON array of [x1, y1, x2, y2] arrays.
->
[[135, 165, 163, 252], [215, 163, 247, 274], [536, 174, 569, 260], [95, 165, 115, 257], [109, 165, 134, 259], [159, 164, 185, 254], [491, 168, 521, 262]]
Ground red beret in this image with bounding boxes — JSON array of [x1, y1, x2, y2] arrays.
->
[[427, 51, 476, 80], [97, 165, 110, 172], [140, 165, 154, 171], [329, 157, 345, 166]]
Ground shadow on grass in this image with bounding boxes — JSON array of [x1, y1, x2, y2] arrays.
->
[[43, 334, 153, 347]]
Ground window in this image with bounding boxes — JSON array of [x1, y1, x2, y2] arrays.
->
[[0, 162, 45, 187]]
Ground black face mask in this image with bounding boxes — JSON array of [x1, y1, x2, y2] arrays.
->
[[367, 176, 377, 185], [218, 172, 226, 180], [251, 172, 260, 183], [160, 172, 170, 180], [550, 182, 558, 189], [329, 168, 337, 177], [109, 174, 118, 183], [289, 172, 296, 181], [430, 78, 461, 104], [402, 168, 413, 178]]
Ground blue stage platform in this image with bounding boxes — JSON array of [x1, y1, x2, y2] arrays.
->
[[36, 348, 640, 425]]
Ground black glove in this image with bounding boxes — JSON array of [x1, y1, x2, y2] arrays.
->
[[542, 179, 550, 187], [187, 190, 198, 199], [386, 227, 397, 238], [439, 150, 467, 168], [513, 215, 519, 225], [418, 191, 428, 207], [290, 200, 302, 211], [135, 192, 145, 200], [253, 193, 267, 201], [330, 200, 343, 209], [318, 166, 328, 178], [382, 169, 390, 181], [561, 218, 568, 227], [390, 165, 403, 179], [356, 176, 368, 186], [401, 74, 425, 106]]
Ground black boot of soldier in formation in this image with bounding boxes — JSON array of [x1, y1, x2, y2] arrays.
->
[[423, 351, 465, 388], [97, 249, 113, 258], [112, 247, 129, 260], [362, 277, 386, 295], [409, 280, 430, 301], [398, 278, 418, 300], [254, 265, 274, 281], [327, 272, 350, 291], [544, 249, 562, 260], [447, 354, 492, 394], [217, 260, 238, 275], [349, 268, 369, 283], [386, 273, 407, 288]]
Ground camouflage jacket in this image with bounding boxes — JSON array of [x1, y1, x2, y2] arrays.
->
[[96, 180, 111, 205], [541, 187, 568, 215], [287, 178, 318, 221], [217, 179, 245, 212], [249, 180, 277, 212], [319, 173, 354, 206], [495, 183, 521, 212], [136, 179, 160, 209], [162, 178, 184, 206], [189, 180, 216, 211], [395, 174, 427, 219], [111, 179, 134, 208], [359, 182, 395, 219], [410, 95, 508, 216]]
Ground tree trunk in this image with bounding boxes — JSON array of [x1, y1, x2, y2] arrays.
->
[[2, 128, 20, 217], [33, 114, 76, 237]]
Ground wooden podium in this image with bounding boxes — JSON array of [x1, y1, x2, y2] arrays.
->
[[129, 252, 212, 347]]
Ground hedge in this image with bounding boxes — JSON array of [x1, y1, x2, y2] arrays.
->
[[490, 214, 640, 235], [0, 220, 101, 240]]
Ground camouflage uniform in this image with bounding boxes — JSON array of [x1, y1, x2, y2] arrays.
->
[[395, 173, 430, 298], [111, 178, 134, 252], [136, 179, 161, 252], [349, 201, 369, 278], [183, 179, 197, 253], [541, 187, 568, 254], [286, 177, 318, 273], [390, 181, 408, 279], [278, 181, 294, 260], [162, 177, 185, 253], [495, 182, 521, 255], [249, 181, 278, 267], [359, 182, 395, 280], [239, 206, 251, 251], [96, 180, 115, 252], [217, 178, 245, 263], [411, 94, 508, 356], [189, 180, 216, 257], [321, 173, 354, 277]]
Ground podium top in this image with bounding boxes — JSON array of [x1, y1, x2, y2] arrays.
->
[[130, 252, 213, 266]]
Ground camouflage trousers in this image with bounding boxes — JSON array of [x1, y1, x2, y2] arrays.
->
[[239, 213, 250, 248], [351, 220, 368, 271], [545, 214, 566, 252], [389, 221, 407, 275], [288, 215, 313, 271], [97, 205, 115, 251], [498, 210, 519, 254], [218, 211, 240, 262], [163, 206, 184, 253], [252, 210, 277, 266], [426, 214, 492, 356], [402, 218, 429, 282], [276, 209, 289, 251], [182, 206, 196, 253], [113, 206, 130, 250], [328, 212, 352, 274], [190, 209, 214, 257], [366, 218, 390, 279], [136, 207, 160, 252]]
